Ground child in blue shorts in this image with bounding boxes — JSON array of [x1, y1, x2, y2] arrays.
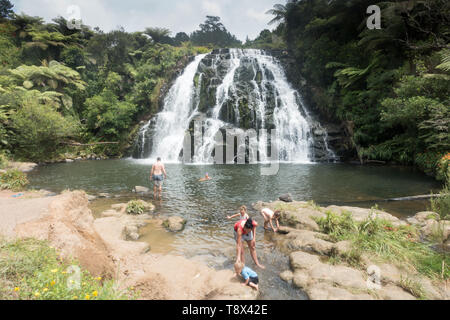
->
[[234, 261, 259, 291]]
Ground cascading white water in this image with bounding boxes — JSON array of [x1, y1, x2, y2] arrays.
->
[[194, 49, 243, 163], [142, 49, 333, 163], [251, 50, 313, 162], [144, 54, 207, 162]]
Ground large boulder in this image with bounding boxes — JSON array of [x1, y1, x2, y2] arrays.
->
[[280, 209, 321, 231], [15, 191, 115, 278], [279, 228, 334, 255], [324, 205, 404, 226], [287, 250, 425, 300], [420, 219, 450, 244], [279, 193, 293, 202], [407, 211, 440, 226], [253, 200, 325, 231]]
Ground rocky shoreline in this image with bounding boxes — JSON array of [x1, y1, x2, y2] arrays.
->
[[1, 185, 448, 300], [4, 190, 257, 300], [252, 200, 449, 300]]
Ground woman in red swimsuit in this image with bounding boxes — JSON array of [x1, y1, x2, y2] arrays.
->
[[234, 217, 265, 269]]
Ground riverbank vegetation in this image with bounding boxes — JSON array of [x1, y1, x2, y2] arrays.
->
[[0, 168, 28, 191], [315, 210, 449, 282], [0, 238, 133, 300], [266, 0, 449, 180], [0, 2, 223, 163]]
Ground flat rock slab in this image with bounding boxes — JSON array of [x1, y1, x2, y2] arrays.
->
[[7, 162, 38, 173], [134, 186, 150, 193], [0, 193, 55, 239], [324, 205, 403, 225]]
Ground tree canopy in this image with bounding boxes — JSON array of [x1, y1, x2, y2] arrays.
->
[[190, 16, 241, 47]]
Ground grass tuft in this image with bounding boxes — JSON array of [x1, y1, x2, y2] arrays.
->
[[315, 211, 450, 279]]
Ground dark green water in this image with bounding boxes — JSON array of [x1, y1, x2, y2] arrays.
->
[[27, 160, 441, 299]]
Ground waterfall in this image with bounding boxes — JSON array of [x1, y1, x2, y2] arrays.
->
[[138, 54, 207, 162], [136, 49, 336, 163], [194, 49, 243, 163]]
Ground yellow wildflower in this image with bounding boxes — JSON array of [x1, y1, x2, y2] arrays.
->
[[92, 291, 98, 297], [43, 288, 48, 292], [51, 269, 58, 273], [85, 294, 90, 300], [50, 280, 56, 286], [96, 277, 102, 281], [73, 296, 78, 300], [34, 292, 40, 297], [14, 287, 20, 292]]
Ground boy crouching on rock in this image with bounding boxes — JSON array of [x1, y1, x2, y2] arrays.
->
[[234, 261, 259, 291]]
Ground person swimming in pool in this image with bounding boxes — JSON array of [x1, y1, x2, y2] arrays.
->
[[150, 157, 167, 200], [198, 173, 211, 182]]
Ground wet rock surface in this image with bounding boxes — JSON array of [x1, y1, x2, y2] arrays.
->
[[163, 216, 187, 232], [254, 199, 449, 300]]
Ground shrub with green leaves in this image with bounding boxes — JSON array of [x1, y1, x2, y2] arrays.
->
[[430, 184, 450, 220], [0, 169, 28, 191], [9, 98, 79, 161], [126, 200, 146, 215], [0, 239, 134, 300], [315, 211, 358, 241]]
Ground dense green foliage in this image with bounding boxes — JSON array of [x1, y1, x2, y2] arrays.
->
[[0, 168, 28, 191], [268, 0, 449, 178], [243, 28, 286, 50], [0, 1, 210, 162], [0, 238, 133, 300]]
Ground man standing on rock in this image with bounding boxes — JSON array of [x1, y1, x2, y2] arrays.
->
[[151, 157, 167, 200]]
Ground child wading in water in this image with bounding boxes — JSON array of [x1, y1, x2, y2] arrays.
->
[[260, 208, 281, 232], [234, 261, 259, 291], [227, 205, 249, 221]]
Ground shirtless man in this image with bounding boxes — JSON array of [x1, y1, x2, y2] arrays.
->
[[150, 157, 167, 200], [198, 173, 211, 182]]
